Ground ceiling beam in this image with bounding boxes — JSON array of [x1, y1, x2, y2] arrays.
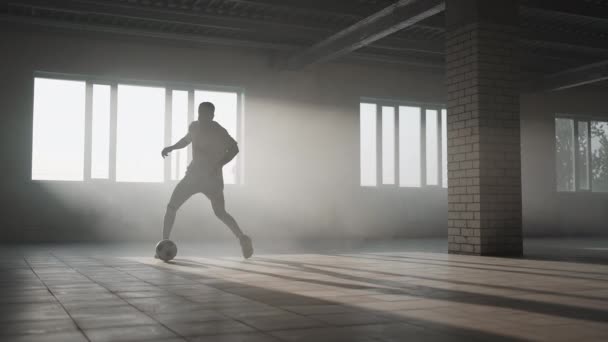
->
[[521, 0, 608, 21], [0, 13, 442, 71], [522, 30, 608, 56], [286, 0, 445, 69], [4, 0, 606, 70], [0, 13, 298, 51], [348, 52, 444, 69], [371, 38, 444, 55], [1, 0, 445, 56], [527, 60, 608, 92], [3, 0, 332, 40], [2, 0, 445, 56], [215, 0, 389, 18], [520, 40, 608, 61]]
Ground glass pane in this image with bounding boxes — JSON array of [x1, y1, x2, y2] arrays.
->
[[382, 106, 395, 185], [441, 109, 448, 188], [555, 118, 575, 192], [360, 103, 377, 186], [91, 84, 111, 179], [591, 121, 608, 192], [398, 106, 421, 187], [577, 121, 589, 190], [171, 90, 189, 181], [194, 90, 239, 184], [426, 109, 439, 185], [116, 84, 165, 182], [32, 78, 86, 181]]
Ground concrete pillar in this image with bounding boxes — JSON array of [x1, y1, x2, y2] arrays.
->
[[445, 0, 522, 256]]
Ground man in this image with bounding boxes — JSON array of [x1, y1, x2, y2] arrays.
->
[[160, 102, 253, 259]]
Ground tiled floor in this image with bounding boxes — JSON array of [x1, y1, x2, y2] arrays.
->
[[1, 241, 607, 341]]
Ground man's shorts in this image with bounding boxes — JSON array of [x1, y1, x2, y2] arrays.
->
[[168, 169, 224, 209]]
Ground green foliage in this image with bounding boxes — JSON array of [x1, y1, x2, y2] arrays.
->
[[555, 119, 574, 191], [591, 121, 608, 192]]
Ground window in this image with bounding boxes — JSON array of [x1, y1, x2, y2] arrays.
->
[[32, 78, 86, 181], [91, 84, 111, 179], [31, 75, 243, 183], [360, 103, 377, 186], [360, 100, 447, 188], [382, 106, 396, 185], [116, 85, 166, 183], [399, 106, 421, 187], [555, 116, 608, 192], [592, 121, 608, 192], [170, 90, 189, 181], [425, 109, 439, 186], [441, 109, 448, 187]]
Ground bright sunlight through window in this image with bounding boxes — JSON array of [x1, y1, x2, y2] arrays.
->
[[91, 84, 111, 179], [425, 109, 439, 186], [171, 90, 190, 181], [399, 106, 421, 187], [32, 75, 243, 183], [32, 78, 86, 181], [382, 106, 396, 185], [360, 103, 377, 186], [116, 84, 166, 183]]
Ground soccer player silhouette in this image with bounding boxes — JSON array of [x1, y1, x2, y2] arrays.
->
[[160, 102, 253, 259]]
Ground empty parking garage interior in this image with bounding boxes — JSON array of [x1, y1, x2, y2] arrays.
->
[[1, 0, 608, 341]]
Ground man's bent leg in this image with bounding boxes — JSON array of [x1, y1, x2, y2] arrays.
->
[[208, 191, 244, 238], [163, 178, 197, 240], [207, 191, 253, 258]]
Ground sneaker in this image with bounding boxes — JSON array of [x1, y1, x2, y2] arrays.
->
[[239, 235, 253, 259]]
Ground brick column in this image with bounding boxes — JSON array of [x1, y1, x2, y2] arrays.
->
[[446, 0, 522, 256]]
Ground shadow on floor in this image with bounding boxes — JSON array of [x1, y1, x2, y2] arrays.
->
[[143, 258, 523, 341]]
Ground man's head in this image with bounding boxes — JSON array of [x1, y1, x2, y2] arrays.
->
[[198, 102, 215, 123]]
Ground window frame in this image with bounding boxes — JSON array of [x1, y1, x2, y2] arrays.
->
[[360, 97, 447, 189], [32, 71, 245, 185]]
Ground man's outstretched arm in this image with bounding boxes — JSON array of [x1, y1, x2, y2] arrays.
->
[[162, 133, 191, 158]]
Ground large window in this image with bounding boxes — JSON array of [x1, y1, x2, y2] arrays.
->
[[360, 100, 447, 188], [91, 84, 111, 179], [425, 109, 439, 186], [32, 75, 243, 184], [399, 106, 421, 187], [170, 90, 189, 181], [32, 78, 86, 181], [360, 103, 377, 186], [116, 85, 166, 183], [555, 116, 608, 192]]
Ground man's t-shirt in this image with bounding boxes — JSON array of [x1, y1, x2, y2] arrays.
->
[[186, 120, 236, 178]]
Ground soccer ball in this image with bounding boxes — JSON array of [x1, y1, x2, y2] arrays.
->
[[155, 239, 177, 262]]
